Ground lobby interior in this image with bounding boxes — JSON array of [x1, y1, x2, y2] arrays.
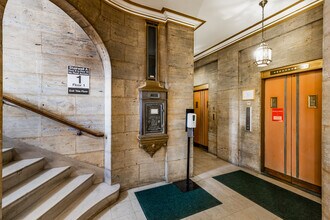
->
[[0, 0, 330, 219]]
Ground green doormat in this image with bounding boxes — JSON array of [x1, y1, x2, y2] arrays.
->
[[135, 184, 221, 220], [213, 170, 321, 220]]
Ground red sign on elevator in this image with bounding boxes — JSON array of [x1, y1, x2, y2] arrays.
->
[[272, 108, 284, 122]]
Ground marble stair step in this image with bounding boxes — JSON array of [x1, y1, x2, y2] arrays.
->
[[3, 157, 45, 192], [2, 166, 72, 220], [16, 173, 94, 220], [2, 147, 14, 165], [56, 183, 120, 220]]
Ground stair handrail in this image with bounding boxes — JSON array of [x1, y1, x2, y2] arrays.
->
[[2, 94, 104, 137]]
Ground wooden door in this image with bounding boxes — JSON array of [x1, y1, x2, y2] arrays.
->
[[264, 70, 322, 191], [265, 76, 292, 176], [194, 89, 208, 147], [292, 71, 322, 187], [194, 91, 201, 145], [203, 90, 209, 146]]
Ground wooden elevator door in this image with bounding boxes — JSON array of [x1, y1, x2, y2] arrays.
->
[[194, 90, 208, 147], [264, 70, 322, 191]]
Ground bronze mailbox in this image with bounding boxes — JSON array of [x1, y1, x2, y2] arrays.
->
[[138, 81, 168, 157], [141, 92, 166, 134]]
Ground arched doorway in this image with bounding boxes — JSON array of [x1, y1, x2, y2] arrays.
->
[[1, 0, 112, 185]]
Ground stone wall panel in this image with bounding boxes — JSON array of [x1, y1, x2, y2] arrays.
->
[[166, 22, 194, 182], [3, 0, 105, 167], [323, 0, 330, 218]]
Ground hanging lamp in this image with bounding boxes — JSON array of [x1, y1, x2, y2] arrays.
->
[[254, 0, 272, 67]]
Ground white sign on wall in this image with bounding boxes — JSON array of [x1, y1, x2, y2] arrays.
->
[[242, 89, 255, 101], [68, 66, 90, 95]]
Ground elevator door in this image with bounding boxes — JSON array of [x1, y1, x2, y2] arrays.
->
[[194, 89, 208, 148], [264, 70, 322, 191]]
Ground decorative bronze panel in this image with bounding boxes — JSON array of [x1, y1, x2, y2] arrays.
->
[[261, 59, 323, 79], [145, 103, 164, 134], [138, 135, 168, 157], [138, 81, 168, 157], [270, 65, 307, 75], [308, 95, 318, 108], [270, 97, 277, 108]]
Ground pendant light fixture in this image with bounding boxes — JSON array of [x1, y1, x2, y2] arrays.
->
[[254, 0, 272, 67]]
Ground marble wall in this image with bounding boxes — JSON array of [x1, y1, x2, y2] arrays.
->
[[3, 0, 105, 167], [48, 0, 195, 189], [111, 21, 194, 188], [0, 0, 5, 218], [194, 61, 218, 155], [322, 0, 330, 218], [165, 22, 194, 182]]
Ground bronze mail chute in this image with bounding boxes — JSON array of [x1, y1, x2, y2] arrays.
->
[[138, 81, 168, 157]]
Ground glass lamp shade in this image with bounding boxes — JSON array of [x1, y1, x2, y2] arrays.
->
[[254, 42, 272, 67]]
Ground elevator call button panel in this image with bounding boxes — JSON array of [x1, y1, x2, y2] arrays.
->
[[246, 107, 252, 132]]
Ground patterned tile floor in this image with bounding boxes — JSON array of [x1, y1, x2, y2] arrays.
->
[[94, 147, 321, 220]]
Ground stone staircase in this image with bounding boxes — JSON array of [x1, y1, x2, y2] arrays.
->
[[2, 147, 120, 220]]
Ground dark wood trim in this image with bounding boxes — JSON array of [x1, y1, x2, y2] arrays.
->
[[264, 167, 321, 195], [194, 142, 208, 151], [292, 177, 321, 194], [3, 94, 104, 137], [260, 79, 266, 172], [194, 84, 209, 92], [264, 167, 292, 183]]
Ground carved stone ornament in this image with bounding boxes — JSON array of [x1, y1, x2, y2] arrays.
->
[[138, 134, 168, 157]]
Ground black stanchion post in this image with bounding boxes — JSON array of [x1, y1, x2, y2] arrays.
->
[[186, 136, 190, 186], [173, 109, 200, 192]]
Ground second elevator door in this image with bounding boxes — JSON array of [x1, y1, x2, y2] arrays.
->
[[194, 89, 208, 148], [264, 70, 322, 191]]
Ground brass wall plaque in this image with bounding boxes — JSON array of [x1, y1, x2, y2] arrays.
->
[[270, 97, 277, 108], [270, 65, 306, 75], [308, 95, 318, 108], [261, 59, 323, 79]]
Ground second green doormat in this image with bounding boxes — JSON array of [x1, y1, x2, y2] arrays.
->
[[213, 170, 321, 220], [135, 183, 221, 220]]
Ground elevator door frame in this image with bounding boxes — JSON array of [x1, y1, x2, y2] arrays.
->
[[260, 59, 323, 194]]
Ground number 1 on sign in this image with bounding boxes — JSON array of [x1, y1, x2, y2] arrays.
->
[[77, 75, 82, 84]]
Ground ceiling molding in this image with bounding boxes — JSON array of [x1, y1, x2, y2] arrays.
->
[[104, 0, 205, 29], [194, 0, 323, 61]]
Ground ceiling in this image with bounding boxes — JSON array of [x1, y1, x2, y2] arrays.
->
[[129, 0, 316, 58]]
